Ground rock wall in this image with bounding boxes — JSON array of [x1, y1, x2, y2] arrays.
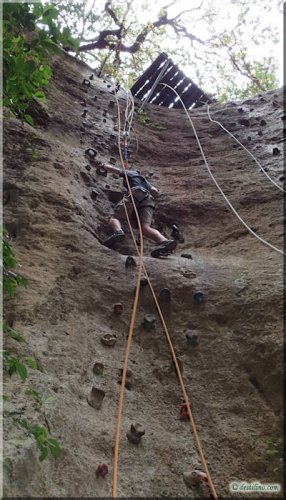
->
[[3, 53, 284, 498]]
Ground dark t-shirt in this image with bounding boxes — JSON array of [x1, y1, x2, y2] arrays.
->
[[119, 169, 152, 191]]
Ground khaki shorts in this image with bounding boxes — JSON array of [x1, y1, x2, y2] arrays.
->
[[113, 197, 154, 226]]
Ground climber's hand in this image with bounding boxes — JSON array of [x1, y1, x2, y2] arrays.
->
[[150, 186, 159, 199]]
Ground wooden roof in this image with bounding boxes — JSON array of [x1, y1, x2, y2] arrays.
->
[[131, 53, 214, 109]]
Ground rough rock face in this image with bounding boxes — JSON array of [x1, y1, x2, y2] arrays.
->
[[3, 53, 284, 498]]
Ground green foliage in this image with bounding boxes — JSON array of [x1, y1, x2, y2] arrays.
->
[[2, 228, 61, 464], [137, 109, 166, 130], [53, 0, 280, 101], [266, 438, 283, 458], [25, 389, 51, 410], [3, 2, 78, 123], [26, 357, 38, 370], [3, 323, 27, 343], [3, 351, 28, 381], [3, 348, 38, 382], [18, 419, 61, 462], [29, 149, 41, 161], [2, 228, 27, 298], [216, 57, 279, 103], [266, 438, 283, 474]]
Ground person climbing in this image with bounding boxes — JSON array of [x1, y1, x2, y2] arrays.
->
[[102, 164, 177, 257]]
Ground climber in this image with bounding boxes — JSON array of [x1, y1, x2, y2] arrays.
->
[[102, 164, 177, 257]]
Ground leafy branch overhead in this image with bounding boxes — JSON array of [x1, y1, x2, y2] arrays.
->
[[54, 0, 280, 100], [3, 0, 281, 109]]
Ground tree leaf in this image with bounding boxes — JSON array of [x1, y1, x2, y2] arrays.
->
[[26, 357, 38, 370], [48, 438, 61, 458], [24, 114, 34, 126], [34, 90, 46, 101], [38, 445, 48, 462], [15, 361, 28, 381]]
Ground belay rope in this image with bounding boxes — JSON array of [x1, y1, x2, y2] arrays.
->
[[111, 85, 218, 500], [123, 130, 129, 170]]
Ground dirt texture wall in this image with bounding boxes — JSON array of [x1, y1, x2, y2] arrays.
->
[[3, 53, 284, 499]]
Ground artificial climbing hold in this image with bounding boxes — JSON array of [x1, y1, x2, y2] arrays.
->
[[113, 303, 123, 315], [118, 379, 132, 390], [82, 109, 88, 118], [142, 314, 156, 331], [80, 171, 91, 184], [126, 423, 145, 445], [125, 256, 136, 268], [257, 130, 263, 136], [181, 253, 193, 260], [273, 147, 280, 156], [82, 79, 91, 86], [85, 164, 91, 171], [87, 386, 105, 409], [279, 175, 285, 182], [192, 292, 204, 304], [238, 118, 250, 127], [89, 74, 94, 80], [179, 403, 190, 421], [260, 119, 266, 126], [182, 271, 196, 279], [96, 165, 107, 177], [85, 148, 97, 158], [119, 368, 133, 378], [159, 288, 171, 303], [183, 470, 207, 488], [82, 121, 93, 128], [100, 333, 117, 347], [186, 332, 199, 347], [140, 276, 148, 287], [93, 362, 104, 375], [171, 224, 180, 240], [96, 464, 108, 478], [90, 189, 99, 200]]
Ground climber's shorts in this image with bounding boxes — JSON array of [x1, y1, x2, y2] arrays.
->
[[112, 197, 154, 226]]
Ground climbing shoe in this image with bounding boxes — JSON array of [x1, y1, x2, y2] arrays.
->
[[103, 230, 125, 248], [151, 239, 177, 258]]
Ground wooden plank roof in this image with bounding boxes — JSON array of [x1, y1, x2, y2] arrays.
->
[[131, 53, 214, 109]]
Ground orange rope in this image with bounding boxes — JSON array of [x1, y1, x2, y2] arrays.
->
[[112, 89, 218, 500], [123, 205, 218, 500], [112, 89, 145, 499]]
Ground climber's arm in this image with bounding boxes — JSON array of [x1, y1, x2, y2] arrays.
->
[[103, 164, 121, 175]]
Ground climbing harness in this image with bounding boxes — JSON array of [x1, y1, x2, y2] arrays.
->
[[205, 104, 285, 193], [112, 85, 218, 500], [159, 83, 284, 256], [129, 186, 149, 202]]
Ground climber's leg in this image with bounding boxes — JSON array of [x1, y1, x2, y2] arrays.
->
[[109, 217, 122, 232], [103, 202, 126, 248], [141, 222, 167, 244]]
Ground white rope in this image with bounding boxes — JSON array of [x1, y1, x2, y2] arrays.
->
[[159, 83, 284, 256], [122, 89, 135, 136], [206, 104, 285, 193]]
